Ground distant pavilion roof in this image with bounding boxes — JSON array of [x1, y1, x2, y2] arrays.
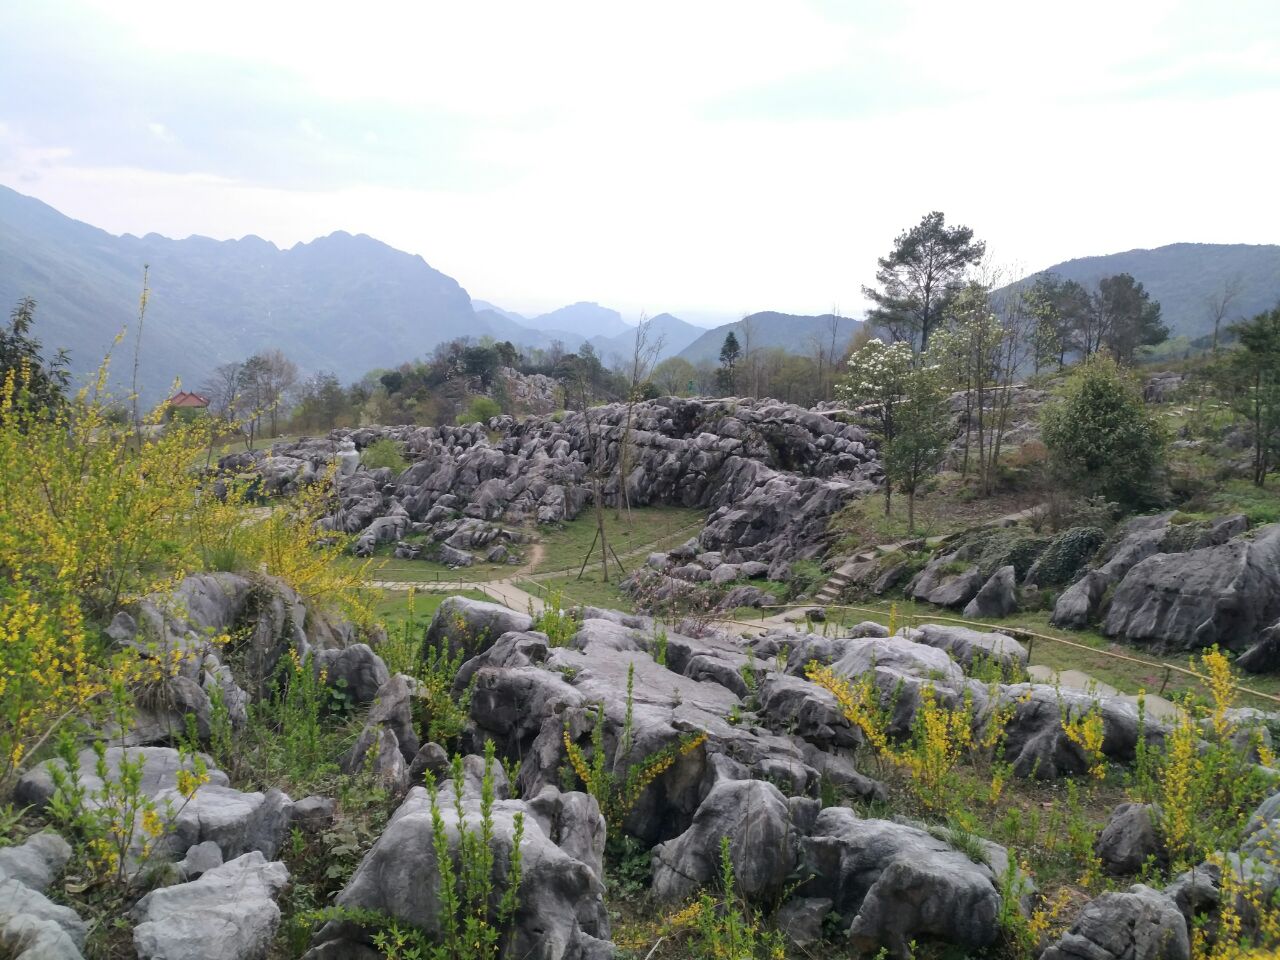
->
[[167, 391, 210, 408]]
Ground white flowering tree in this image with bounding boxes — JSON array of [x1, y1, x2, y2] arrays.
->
[[838, 337, 916, 516]]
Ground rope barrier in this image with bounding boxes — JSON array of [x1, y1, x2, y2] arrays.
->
[[743, 601, 1280, 707]]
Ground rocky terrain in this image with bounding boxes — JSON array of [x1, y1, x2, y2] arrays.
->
[[5, 578, 1279, 959], [219, 396, 882, 575]]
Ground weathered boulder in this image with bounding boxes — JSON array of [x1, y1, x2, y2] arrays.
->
[[179, 840, 224, 881], [341, 726, 409, 792], [132, 852, 290, 960], [997, 685, 1162, 780], [0, 833, 71, 892], [316, 644, 390, 706], [1040, 884, 1188, 960], [15, 746, 230, 812], [757, 674, 860, 751], [963, 565, 1018, 619], [906, 623, 1028, 672], [776, 897, 833, 948], [461, 625, 824, 845], [309, 784, 612, 960], [422, 596, 534, 660], [831, 634, 965, 685], [910, 559, 985, 609], [652, 779, 799, 902], [1103, 525, 1280, 653], [1096, 803, 1165, 876], [150, 785, 294, 862], [800, 807, 1004, 957], [0, 879, 87, 960]]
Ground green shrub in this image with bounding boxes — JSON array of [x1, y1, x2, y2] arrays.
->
[[1041, 354, 1166, 506], [360, 438, 408, 473], [1028, 526, 1105, 586], [455, 396, 501, 426]]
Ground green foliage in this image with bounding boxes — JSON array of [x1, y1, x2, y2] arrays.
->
[[1029, 526, 1106, 587], [416, 635, 474, 747], [535, 589, 577, 648], [882, 364, 951, 531], [47, 685, 212, 886], [424, 741, 525, 960], [863, 210, 986, 352], [455, 395, 502, 426], [1217, 307, 1280, 486], [687, 837, 786, 960], [1041, 354, 1166, 506], [360, 437, 408, 473], [562, 691, 708, 829], [1095, 273, 1168, 363], [652, 624, 668, 667], [1, 297, 68, 416]]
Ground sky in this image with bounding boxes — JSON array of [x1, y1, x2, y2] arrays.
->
[[2, 0, 1278, 326]]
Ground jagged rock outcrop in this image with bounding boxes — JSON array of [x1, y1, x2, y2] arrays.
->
[[1096, 803, 1165, 876], [800, 807, 1005, 957], [964, 565, 1019, 618], [651, 779, 802, 902], [16, 747, 292, 871], [0, 833, 84, 960], [226, 397, 883, 574]]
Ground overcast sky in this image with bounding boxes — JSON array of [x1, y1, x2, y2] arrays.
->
[[2, 1, 1277, 325]]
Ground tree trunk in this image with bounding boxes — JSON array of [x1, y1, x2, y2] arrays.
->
[[907, 487, 915, 534], [594, 476, 610, 582]]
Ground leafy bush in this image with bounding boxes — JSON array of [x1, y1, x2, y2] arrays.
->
[[455, 396, 501, 426], [0, 352, 368, 795], [1041, 354, 1166, 506], [360, 437, 407, 473], [1027, 526, 1106, 587]]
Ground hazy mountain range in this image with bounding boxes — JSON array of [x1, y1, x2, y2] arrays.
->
[[1015, 243, 1280, 339], [2, 184, 1278, 400]]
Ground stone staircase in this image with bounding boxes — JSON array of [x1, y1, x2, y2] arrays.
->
[[813, 550, 880, 604]]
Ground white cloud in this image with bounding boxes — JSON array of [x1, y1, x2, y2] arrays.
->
[[3, 0, 1278, 318]]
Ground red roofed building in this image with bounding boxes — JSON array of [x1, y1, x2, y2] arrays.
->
[[167, 391, 210, 409]]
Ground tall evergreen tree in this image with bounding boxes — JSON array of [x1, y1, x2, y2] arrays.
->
[[717, 331, 741, 393], [862, 211, 986, 352], [1095, 273, 1168, 363], [1220, 308, 1280, 486]]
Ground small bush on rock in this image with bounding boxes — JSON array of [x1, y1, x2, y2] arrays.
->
[[360, 437, 408, 474]]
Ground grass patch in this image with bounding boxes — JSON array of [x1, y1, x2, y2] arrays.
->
[[534, 506, 704, 574], [829, 473, 1041, 555], [370, 588, 491, 626], [524, 574, 637, 613]]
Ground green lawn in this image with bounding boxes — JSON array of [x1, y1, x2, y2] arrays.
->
[[335, 505, 705, 586], [520, 573, 637, 613], [342, 549, 514, 584], [370, 587, 491, 625], [533, 505, 704, 574]]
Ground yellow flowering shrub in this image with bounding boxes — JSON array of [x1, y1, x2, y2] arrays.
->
[[1061, 700, 1107, 780], [0, 357, 368, 797]]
